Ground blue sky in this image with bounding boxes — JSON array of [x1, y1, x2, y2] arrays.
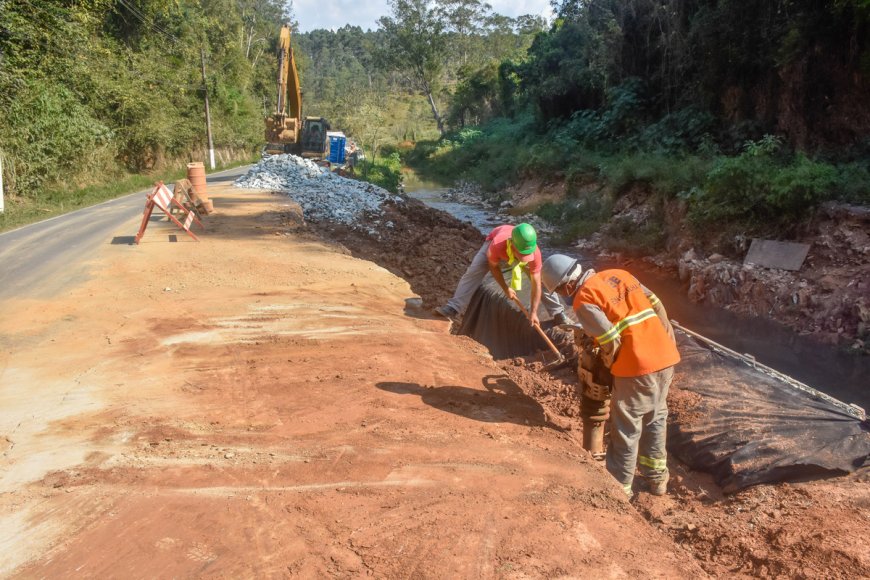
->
[[292, 0, 553, 32]]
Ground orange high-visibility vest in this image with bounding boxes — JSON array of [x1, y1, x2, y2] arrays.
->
[[573, 269, 680, 377]]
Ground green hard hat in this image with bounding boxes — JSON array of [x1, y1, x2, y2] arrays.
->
[[511, 223, 537, 255]]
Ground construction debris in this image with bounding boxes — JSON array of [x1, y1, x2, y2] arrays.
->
[[744, 238, 811, 271], [235, 154, 400, 226]]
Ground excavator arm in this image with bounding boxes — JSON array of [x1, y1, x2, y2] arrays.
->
[[277, 25, 301, 122], [265, 25, 302, 152]]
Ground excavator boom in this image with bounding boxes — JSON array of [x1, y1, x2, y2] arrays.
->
[[265, 25, 302, 152], [276, 25, 301, 122]]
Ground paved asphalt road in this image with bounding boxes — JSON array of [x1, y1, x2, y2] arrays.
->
[[0, 165, 251, 301]]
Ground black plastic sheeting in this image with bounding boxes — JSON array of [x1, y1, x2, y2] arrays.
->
[[456, 280, 552, 359], [669, 333, 870, 492], [457, 279, 870, 493]]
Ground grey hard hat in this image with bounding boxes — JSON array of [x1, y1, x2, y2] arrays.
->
[[542, 254, 579, 293]]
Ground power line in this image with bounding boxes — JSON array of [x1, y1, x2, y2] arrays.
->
[[115, 0, 183, 47], [10, 0, 200, 91]]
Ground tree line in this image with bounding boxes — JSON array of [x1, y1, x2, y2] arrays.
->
[[0, 0, 288, 200], [2, 0, 866, 208], [293, 0, 542, 160]]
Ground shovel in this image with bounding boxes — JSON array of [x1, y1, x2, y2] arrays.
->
[[509, 295, 568, 370]]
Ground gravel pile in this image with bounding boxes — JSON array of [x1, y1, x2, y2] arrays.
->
[[235, 154, 400, 225]]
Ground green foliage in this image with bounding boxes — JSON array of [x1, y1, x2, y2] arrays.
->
[[522, 0, 870, 148], [409, 114, 538, 190], [3, 81, 115, 192], [837, 162, 870, 204], [601, 215, 667, 256], [377, 0, 449, 134], [686, 137, 847, 228], [360, 152, 404, 193], [535, 194, 612, 243], [0, 0, 282, 200], [600, 152, 711, 198]]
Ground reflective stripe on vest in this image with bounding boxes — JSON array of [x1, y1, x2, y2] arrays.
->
[[504, 241, 528, 291], [639, 455, 667, 471], [648, 294, 661, 307], [595, 307, 658, 345], [574, 269, 681, 377]]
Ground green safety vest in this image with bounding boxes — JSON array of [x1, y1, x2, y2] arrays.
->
[[504, 242, 529, 291]]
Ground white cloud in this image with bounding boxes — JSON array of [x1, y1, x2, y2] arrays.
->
[[292, 0, 552, 32], [293, 0, 390, 31], [488, 0, 553, 20]]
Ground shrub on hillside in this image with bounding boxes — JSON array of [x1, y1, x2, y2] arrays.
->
[[687, 136, 844, 228], [535, 193, 612, 243], [360, 152, 403, 193]]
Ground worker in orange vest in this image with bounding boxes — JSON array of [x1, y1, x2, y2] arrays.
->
[[542, 254, 680, 497]]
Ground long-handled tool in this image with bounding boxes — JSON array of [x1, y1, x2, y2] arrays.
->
[[510, 295, 567, 369]]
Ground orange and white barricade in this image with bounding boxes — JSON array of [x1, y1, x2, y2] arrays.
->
[[135, 181, 204, 244]]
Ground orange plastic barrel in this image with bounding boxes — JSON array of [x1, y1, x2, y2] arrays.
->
[[186, 162, 208, 201]]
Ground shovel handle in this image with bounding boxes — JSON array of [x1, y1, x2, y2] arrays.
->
[[510, 296, 564, 361]]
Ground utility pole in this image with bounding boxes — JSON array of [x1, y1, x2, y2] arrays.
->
[[200, 47, 216, 170], [0, 154, 5, 214]]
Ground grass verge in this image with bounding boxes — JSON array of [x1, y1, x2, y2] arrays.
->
[[0, 157, 256, 234]]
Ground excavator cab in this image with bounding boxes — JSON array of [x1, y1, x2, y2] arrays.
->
[[300, 117, 330, 158]]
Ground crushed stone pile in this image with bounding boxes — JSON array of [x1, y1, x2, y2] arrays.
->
[[235, 154, 401, 227]]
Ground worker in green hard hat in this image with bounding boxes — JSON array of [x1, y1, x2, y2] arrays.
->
[[435, 223, 570, 326]]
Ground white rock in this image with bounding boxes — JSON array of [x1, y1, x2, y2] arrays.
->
[[235, 154, 398, 227]]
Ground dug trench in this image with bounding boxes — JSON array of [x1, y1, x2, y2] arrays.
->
[[313, 194, 870, 578]]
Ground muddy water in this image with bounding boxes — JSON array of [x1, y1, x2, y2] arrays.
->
[[404, 178, 497, 230], [406, 181, 870, 412]]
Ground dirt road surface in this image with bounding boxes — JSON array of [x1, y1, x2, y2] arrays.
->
[[0, 184, 705, 577]]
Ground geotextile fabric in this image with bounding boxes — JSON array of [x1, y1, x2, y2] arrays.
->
[[460, 283, 870, 493], [669, 333, 870, 492], [457, 281, 549, 359]]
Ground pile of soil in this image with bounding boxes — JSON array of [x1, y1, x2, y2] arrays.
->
[[315, 196, 484, 309]]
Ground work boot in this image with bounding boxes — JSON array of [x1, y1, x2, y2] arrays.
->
[[552, 312, 572, 326], [647, 473, 669, 496], [434, 304, 459, 322]]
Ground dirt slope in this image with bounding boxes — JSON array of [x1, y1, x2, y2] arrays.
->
[[0, 185, 703, 577], [310, 192, 870, 579]]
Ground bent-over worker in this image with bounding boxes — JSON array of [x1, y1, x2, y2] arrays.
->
[[542, 254, 680, 496], [435, 223, 569, 326]]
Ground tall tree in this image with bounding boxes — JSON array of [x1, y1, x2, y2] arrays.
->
[[377, 0, 448, 135], [437, 0, 492, 66]]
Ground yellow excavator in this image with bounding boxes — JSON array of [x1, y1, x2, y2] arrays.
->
[[264, 25, 330, 157]]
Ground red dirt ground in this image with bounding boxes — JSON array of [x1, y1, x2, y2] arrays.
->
[[2, 185, 867, 578], [0, 185, 704, 578]]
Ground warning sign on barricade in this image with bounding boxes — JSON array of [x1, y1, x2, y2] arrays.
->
[[134, 182, 204, 244]]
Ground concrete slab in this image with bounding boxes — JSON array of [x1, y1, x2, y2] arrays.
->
[[744, 238, 810, 271]]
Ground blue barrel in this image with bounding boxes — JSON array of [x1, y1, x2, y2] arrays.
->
[[328, 135, 347, 163]]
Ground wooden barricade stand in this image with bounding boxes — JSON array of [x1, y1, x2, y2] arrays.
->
[[134, 182, 204, 244], [171, 179, 196, 215], [172, 178, 214, 216]]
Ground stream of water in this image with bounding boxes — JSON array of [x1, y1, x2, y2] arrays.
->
[[406, 179, 869, 412]]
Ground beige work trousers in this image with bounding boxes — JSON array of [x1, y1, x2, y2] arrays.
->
[[606, 366, 674, 494]]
